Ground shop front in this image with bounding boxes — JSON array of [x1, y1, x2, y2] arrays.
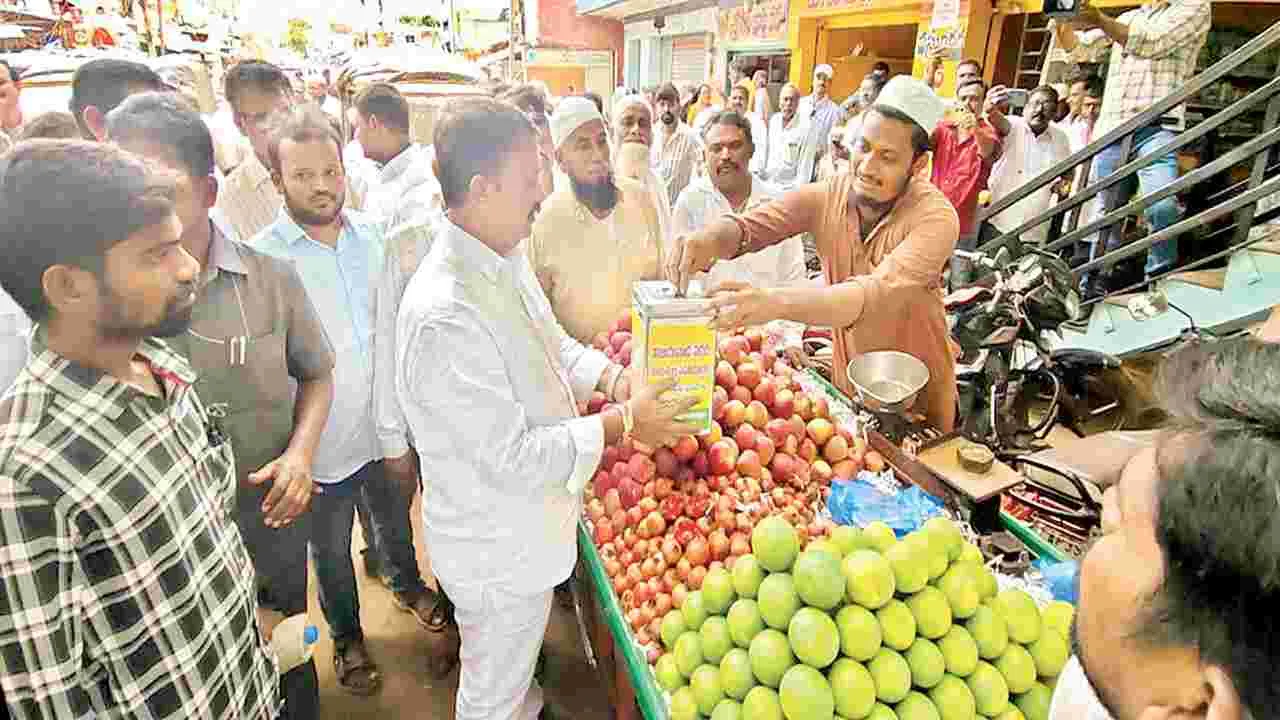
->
[[718, 0, 790, 108], [786, 0, 995, 100], [524, 47, 617, 100], [622, 6, 717, 92]]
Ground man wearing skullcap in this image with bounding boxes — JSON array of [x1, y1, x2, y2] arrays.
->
[[610, 92, 673, 244], [668, 77, 961, 431], [528, 97, 664, 346]]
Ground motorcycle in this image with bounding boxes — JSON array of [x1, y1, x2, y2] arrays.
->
[[947, 248, 1128, 452]]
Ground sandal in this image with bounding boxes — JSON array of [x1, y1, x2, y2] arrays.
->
[[334, 641, 382, 696], [394, 587, 454, 633]]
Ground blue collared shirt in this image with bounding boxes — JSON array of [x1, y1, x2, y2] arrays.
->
[[252, 208, 383, 483]]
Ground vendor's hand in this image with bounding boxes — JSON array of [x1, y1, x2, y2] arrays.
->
[[613, 366, 637, 402], [985, 85, 1010, 115], [256, 605, 286, 645], [249, 451, 316, 528], [383, 449, 419, 498], [666, 230, 735, 294], [628, 377, 702, 447], [708, 281, 780, 331]]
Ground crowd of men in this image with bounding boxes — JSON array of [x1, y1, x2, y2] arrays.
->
[[0, 0, 1276, 715]]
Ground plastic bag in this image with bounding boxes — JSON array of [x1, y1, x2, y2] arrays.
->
[[828, 475, 945, 536], [1034, 558, 1080, 604]]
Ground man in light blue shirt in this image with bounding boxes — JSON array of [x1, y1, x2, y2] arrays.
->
[[252, 105, 446, 694]]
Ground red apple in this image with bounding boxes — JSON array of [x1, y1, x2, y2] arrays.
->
[[610, 331, 631, 352], [770, 453, 796, 483], [798, 438, 818, 463], [654, 447, 678, 479], [736, 362, 762, 390], [629, 454, 656, 483], [766, 418, 792, 447], [788, 415, 807, 441], [745, 328, 764, 351], [719, 336, 750, 364], [619, 480, 643, 510], [794, 393, 814, 421], [692, 450, 710, 477], [772, 388, 795, 419], [736, 449, 763, 479], [594, 522, 615, 544], [730, 385, 753, 406], [699, 422, 723, 450], [752, 377, 777, 408], [671, 434, 699, 462], [811, 459, 834, 484], [708, 440, 739, 476], [722, 400, 747, 428], [715, 360, 738, 391], [745, 401, 770, 430], [603, 488, 623, 516], [813, 395, 830, 419], [712, 385, 729, 421], [734, 424, 758, 451]]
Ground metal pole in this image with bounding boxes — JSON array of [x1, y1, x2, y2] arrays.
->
[[448, 0, 456, 52]]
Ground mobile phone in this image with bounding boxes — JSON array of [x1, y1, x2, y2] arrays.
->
[[1042, 0, 1080, 17], [1005, 89, 1029, 109]]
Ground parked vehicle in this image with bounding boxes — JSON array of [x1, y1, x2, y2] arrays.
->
[[947, 248, 1128, 451], [336, 50, 488, 146]]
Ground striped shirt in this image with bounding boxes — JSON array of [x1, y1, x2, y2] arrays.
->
[[651, 122, 704, 206], [1067, 0, 1211, 136], [0, 333, 279, 720]]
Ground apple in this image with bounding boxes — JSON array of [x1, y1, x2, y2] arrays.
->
[[699, 421, 723, 450], [708, 530, 731, 562], [744, 328, 764, 351], [673, 435, 699, 462], [722, 400, 747, 428], [734, 424, 758, 451], [798, 438, 818, 463], [712, 386, 729, 421], [638, 497, 659, 514], [629, 454, 656, 483], [654, 447, 678, 478], [788, 415, 807, 441], [812, 395, 830, 419], [765, 418, 792, 447], [736, 362, 762, 390], [708, 440, 740, 475], [822, 435, 850, 463], [730, 385, 753, 406], [770, 453, 797, 483], [720, 336, 750, 364], [811, 459, 833, 484], [755, 435, 776, 466], [715, 360, 738, 391], [604, 488, 623, 516], [772, 388, 795, 418], [794, 392, 814, 421], [610, 331, 631, 352], [806, 418, 835, 446], [752, 377, 777, 408], [744, 401, 770, 430], [736, 449, 763, 479], [692, 450, 710, 477], [594, 521, 615, 545]]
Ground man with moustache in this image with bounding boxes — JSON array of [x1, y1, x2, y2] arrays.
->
[[727, 83, 768, 176], [797, 64, 846, 177], [668, 77, 960, 432], [651, 82, 704, 205], [1049, 337, 1280, 720], [0, 140, 279, 720], [529, 97, 664, 345], [611, 93, 673, 243], [395, 98, 697, 720], [105, 93, 333, 718], [930, 79, 1002, 284], [982, 85, 1071, 248], [251, 106, 390, 696], [764, 84, 816, 190], [674, 110, 805, 290]]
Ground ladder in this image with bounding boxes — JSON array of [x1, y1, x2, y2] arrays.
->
[[1014, 14, 1052, 90]]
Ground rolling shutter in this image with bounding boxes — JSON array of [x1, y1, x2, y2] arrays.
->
[[669, 33, 707, 88]]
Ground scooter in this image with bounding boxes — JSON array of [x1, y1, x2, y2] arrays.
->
[[946, 248, 1127, 451]]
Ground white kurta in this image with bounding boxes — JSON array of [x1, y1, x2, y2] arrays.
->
[[0, 286, 30, 394], [396, 220, 611, 719]]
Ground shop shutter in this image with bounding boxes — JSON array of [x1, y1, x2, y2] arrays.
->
[[670, 34, 707, 88]]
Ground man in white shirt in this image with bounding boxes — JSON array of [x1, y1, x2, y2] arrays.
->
[[673, 111, 805, 289], [0, 286, 28, 393], [983, 85, 1072, 247], [353, 81, 459, 652], [727, 83, 768, 177], [765, 84, 815, 190], [798, 64, 846, 178], [396, 97, 697, 720]]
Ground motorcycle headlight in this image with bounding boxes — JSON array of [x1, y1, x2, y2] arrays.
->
[[1065, 290, 1082, 321]]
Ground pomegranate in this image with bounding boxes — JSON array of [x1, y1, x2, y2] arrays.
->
[[730, 532, 750, 556], [662, 538, 682, 565], [604, 558, 622, 577], [654, 448, 678, 479], [618, 480, 643, 510], [676, 557, 692, 582], [626, 505, 644, 528]]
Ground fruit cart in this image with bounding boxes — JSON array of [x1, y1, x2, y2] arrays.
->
[[577, 361, 1071, 720]]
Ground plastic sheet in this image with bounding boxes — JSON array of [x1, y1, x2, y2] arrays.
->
[[828, 473, 945, 535], [1035, 558, 1080, 604]]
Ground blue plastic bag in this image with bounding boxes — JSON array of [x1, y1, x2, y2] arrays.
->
[[828, 475, 945, 536], [1035, 559, 1080, 604]]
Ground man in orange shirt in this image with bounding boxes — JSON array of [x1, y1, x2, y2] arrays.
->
[[668, 76, 960, 431]]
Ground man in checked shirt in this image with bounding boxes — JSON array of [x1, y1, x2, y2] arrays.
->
[[1053, 0, 1210, 289], [0, 140, 279, 719]]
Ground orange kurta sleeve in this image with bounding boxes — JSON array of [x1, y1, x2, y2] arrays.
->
[[734, 183, 827, 254]]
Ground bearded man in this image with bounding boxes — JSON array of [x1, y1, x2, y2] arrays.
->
[[611, 92, 673, 244], [528, 97, 664, 345]]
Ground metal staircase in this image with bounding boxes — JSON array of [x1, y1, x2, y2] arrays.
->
[[975, 20, 1280, 358]]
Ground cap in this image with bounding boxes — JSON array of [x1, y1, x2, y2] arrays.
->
[[874, 75, 946, 135], [550, 96, 604, 149], [611, 92, 653, 124], [814, 64, 834, 79]]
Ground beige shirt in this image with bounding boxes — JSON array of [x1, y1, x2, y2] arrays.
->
[[528, 176, 664, 344], [217, 155, 368, 245]]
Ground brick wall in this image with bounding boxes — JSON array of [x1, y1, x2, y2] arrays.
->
[[537, 0, 625, 81]]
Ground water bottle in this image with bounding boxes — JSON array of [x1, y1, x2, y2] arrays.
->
[[271, 614, 319, 674]]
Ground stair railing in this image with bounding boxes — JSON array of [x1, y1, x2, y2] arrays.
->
[[974, 19, 1280, 305]]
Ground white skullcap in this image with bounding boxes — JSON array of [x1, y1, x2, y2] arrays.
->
[[550, 96, 604, 149], [873, 75, 946, 135], [814, 64, 834, 79], [611, 92, 653, 124]]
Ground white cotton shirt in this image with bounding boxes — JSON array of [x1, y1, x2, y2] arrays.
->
[[0, 286, 30, 394], [396, 220, 611, 593], [765, 112, 816, 190], [672, 176, 807, 289], [745, 112, 769, 177], [988, 116, 1072, 245]]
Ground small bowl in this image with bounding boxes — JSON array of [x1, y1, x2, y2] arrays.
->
[[846, 351, 930, 414]]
